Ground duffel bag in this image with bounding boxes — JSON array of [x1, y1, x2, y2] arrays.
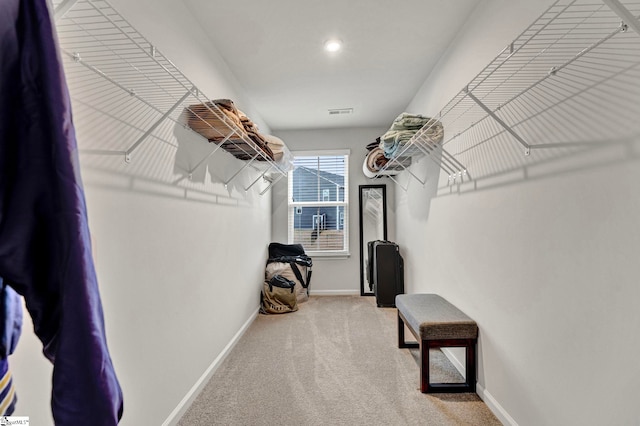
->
[[260, 275, 298, 315], [268, 242, 305, 258], [265, 259, 308, 303], [266, 255, 312, 303]]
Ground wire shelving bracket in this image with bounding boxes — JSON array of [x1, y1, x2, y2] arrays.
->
[[52, 0, 293, 196], [374, 0, 640, 189]]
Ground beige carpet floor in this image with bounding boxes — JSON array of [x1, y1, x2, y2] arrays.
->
[[178, 296, 501, 425]]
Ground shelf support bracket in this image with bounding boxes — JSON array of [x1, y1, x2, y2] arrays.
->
[[259, 173, 284, 196], [224, 153, 259, 186], [125, 88, 193, 162], [54, 0, 79, 21], [602, 0, 640, 36], [464, 87, 531, 156], [245, 166, 273, 192], [388, 175, 409, 192], [411, 141, 458, 176], [184, 130, 237, 179], [389, 158, 426, 186]]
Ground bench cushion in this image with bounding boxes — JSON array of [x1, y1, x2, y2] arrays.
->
[[396, 294, 478, 340]]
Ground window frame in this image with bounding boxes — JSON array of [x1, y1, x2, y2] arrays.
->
[[287, 149, 350, 257]]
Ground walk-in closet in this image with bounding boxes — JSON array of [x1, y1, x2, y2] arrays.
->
[[2, 0, 639, 424]]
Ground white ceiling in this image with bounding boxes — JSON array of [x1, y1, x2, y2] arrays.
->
[[182, 0, 481, 131]]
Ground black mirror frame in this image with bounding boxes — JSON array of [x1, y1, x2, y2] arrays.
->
[[358, 184, 388, 296]]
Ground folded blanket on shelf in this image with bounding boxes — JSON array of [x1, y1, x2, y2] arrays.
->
[[185, 99, 245, 142], [367, 147, 388, 171], [414, 121, 444, 149], [380, 113, 444, 159], [365, 137, 381, 152], [362, 147, 411, 178], [238, 111, 274, 161], [264, 134, 286, 162], [389, 112, 433, 131], [184, 99, 274, 161], [380, 130, 416, 158]]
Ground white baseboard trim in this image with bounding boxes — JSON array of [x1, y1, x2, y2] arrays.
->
[[440, 349, 516, 426], [441, 347, 466, 377], [162, 307, 259, 426], [476, 382, 518, 426], [310, 289, 360, 296]]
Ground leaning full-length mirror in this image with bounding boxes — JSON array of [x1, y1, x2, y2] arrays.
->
[[359, 185, 387, 296]]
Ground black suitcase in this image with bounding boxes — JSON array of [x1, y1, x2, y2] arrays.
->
[[371, 241, 404, 307], [367, 240, 375, 291]]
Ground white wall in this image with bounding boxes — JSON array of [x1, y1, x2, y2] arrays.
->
[[10, 1, 271, 424], [271, 127, 395, 295], [398, 0, 640, 425]]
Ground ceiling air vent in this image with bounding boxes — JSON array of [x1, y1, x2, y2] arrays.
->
[[328, 108, 353, 116]]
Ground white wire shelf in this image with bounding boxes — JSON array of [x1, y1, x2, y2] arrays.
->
[[374, 0, 640, 188], [52, 0, 292, 195]]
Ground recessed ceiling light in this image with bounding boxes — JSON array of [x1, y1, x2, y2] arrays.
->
[[324, 39, 342, 53]]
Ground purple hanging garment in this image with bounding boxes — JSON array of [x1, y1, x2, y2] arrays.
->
[[0, 0, 124, 424]]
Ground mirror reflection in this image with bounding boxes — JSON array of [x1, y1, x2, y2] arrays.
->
[[359, 185, 387, 296]]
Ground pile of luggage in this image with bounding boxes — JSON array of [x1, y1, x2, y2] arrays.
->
[[260, 243, 312, 314]]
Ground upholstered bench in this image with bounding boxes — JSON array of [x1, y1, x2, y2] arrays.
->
[[396, 294, 478, 393]]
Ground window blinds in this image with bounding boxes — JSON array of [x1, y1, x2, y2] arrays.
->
[[288, 154, 349, 254]]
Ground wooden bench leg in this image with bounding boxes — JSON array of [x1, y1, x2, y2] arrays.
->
[[466, 340, 476, 392], [421, 339, 477, 394], [398, 311, 418, 349], [421, 339, 429, 392], [397, 310, 477, 393], [397, 312, 405, 348]]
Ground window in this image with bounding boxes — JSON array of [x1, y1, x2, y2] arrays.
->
[[312, 214, 326, 231], [288, 151, 349, 255]]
